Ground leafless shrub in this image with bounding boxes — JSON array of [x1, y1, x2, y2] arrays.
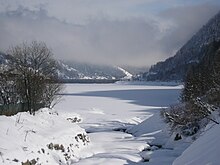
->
[[162, 98, 219, 136], [6, 41, 63, 115]]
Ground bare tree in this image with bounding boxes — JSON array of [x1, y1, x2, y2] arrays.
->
[[0, 66, 18, 105], [8, 41, 62, 114]]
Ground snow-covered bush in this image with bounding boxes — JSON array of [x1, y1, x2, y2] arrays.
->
[[162, 103, 203, 136]]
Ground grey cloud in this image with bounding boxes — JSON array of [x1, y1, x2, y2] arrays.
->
[[0, 8, 166, 66], [158, 3, 220, 56], [0, 0, 156, 24], [0, 2, 219, 67]]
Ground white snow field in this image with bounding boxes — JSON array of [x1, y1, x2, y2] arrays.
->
[[55, 83, 184, 164]]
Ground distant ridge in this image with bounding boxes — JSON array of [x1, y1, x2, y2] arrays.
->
[[0, 52, 133, 81]]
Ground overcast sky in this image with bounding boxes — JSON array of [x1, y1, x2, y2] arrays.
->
[[0, 0, 219, 67]]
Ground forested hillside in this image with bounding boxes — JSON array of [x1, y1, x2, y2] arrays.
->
[[163, 40, 220, 136], [144, 11, 220, 81]]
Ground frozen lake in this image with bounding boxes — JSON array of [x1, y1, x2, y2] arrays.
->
[[55, 83, 182, 164]]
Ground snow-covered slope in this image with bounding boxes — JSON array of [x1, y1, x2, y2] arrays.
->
[[173, 121, 220, 165], [0, 108, 89, 164], [117, 66, 133, 79]]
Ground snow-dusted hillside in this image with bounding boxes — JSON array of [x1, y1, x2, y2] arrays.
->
[[144, 10, 220, 81], [57, 61, 134, 80]]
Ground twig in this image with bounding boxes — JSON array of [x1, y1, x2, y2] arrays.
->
[[206, 116, 219, 124], [24, 129, 36, 142], [18, 126, 23, 131], [0, 152, 4, 163], [24, 131, 29, 142], [6, 128, 9, 135], [15, 113, 22, 126]]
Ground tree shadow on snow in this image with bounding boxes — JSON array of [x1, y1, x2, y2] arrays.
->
[[60, 89, 181, 107]]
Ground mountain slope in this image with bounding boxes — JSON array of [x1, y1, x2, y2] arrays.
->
[[57, 61, 132, 80], [145, 10, 220, 81], [117, 67, 133, 79]]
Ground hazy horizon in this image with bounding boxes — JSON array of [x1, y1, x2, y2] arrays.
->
[[0, 0, 220, 67]]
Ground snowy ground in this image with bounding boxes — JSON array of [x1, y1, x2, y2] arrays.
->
[[173, 121, 220, 165], [0, 108, 89, 164], [3, 83, 216, 164], [55, 83, 183, 164]]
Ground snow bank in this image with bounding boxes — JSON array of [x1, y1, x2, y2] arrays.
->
[[0, 108, 89, 164], [173, 122, 220, 165]]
